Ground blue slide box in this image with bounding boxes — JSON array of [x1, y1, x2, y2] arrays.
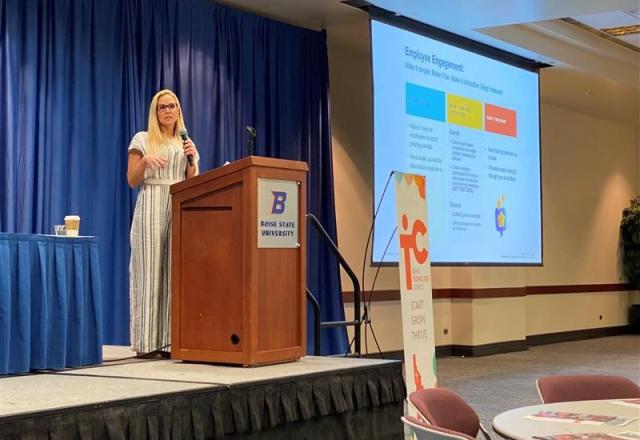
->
[[405, 82, 446, 122]]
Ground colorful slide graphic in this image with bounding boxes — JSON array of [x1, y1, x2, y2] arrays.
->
[[495, 194, 507, 237], [406, 82, 517, 136], [485, 103, 517, 137], [447, 94, 483, 130], [406, 83, 445, 122]]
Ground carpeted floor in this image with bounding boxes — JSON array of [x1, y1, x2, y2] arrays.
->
[[435, 335, 640, 433]]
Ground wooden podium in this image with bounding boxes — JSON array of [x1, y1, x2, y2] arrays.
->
[[170, 156, 307, 366]]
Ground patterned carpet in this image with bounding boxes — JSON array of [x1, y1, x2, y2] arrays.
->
[[434, 334, 640, 433]]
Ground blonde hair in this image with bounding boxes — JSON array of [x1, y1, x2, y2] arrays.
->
[[146, 89, 186, 155]]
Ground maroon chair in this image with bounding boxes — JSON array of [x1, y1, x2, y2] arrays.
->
[[536, 375, 640, 404], [409, 388, 491, 440], [402, 415, 476, 440]]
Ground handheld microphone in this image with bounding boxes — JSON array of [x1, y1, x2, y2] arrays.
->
[[245, 126, 256, 157], [179, 128, 193, 166]]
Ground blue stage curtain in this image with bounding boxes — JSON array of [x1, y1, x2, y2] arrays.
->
[[0, 0, 347, 354]]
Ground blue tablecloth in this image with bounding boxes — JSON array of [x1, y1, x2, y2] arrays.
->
[[0, 233, 103, 375]]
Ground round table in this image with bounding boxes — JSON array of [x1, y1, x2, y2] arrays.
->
[[492, 399, 640, 440]]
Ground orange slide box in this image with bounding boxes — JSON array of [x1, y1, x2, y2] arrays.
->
[[484, 103, 517, 137]]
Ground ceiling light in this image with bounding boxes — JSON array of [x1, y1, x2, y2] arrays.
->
[[601, 24, 640, 37]]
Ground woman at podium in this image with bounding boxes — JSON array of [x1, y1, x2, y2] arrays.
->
[[126, 89, 199, 356]]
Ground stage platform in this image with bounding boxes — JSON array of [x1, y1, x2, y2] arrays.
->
[[0, 346, 406, 439]]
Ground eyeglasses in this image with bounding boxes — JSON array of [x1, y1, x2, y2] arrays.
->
[[157, 103, 178, 112]]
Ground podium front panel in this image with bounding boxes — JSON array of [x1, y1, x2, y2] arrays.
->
[[257, 248, 302, 351], [177, 182, 245, 355]]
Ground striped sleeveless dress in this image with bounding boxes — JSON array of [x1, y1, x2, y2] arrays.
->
[[128, 131, 194, 353]]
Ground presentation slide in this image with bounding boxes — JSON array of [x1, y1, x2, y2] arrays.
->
[[371, 20, 542, 264]]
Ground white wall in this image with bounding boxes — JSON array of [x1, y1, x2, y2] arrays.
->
[[524, 101, 638, 286]]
